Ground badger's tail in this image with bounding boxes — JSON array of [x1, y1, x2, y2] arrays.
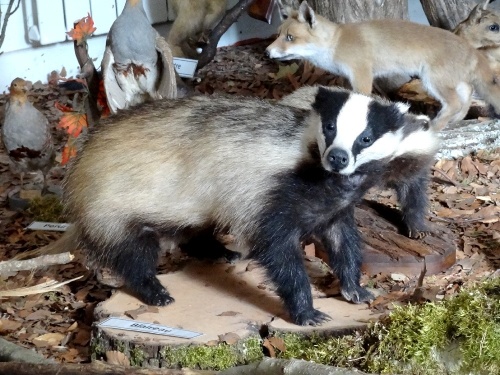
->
[[13, 225, 79, 260], [473, 52, 500, 116]]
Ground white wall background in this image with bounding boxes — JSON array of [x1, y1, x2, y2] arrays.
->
[[0, 0, 429, 92]]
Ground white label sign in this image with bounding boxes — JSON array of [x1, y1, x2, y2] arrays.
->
[[27, 221, 71, 231], [98, 317, 202, 339], [173, 57, 198, 78]]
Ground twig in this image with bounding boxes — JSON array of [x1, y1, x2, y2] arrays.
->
[[0, 0, 21, 53], [410, 259, 426, 302], [431, 166, 461, 187], [0, 252, 74, 273], [197, 0, 255, 69], [73, 21, 100, 127], [0, 276, 83, 298]]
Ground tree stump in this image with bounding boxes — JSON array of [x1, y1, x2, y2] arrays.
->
[[307, 0, 408, 23], [91, 199, 455, 368], [420, 0, 484, 30]]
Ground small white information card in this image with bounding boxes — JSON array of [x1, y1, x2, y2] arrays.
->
[[173, 57, 198, 78], [27, 221, 71, 231], [98, 317, 203, 339]]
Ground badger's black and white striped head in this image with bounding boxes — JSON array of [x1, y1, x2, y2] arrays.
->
[[306, 87, 438, 175]]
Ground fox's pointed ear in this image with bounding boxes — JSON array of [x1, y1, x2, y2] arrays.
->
[[298, 1, 316, 28], [276, 0, 292, 20], [468, 0, 488, 20]]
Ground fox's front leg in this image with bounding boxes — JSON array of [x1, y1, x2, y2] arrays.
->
[[318, 208, 374, 303], [347, 64, 374, 95]]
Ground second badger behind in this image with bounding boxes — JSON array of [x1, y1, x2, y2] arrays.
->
[[63, 88, 439, 326]]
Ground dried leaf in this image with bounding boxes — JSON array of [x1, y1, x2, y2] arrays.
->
[[267, 336, 286, 352], [106, 351, 130, 366], [66, 13, 96, 46], [54, 101, 74, 113], [217, 311, 241, 317], [460, 156, 478, 177], [218, 332, 240, 345], [33, 332, 65, 348], [0, 319, 22, 333], [262, 338, 276, 357], [275, 63, 299, 80]]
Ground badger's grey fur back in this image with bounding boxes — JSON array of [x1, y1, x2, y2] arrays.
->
[[64, 88, 439, 326], [65, 96, 307, 246]]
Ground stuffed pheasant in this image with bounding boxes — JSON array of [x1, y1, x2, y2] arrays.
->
[[101, 0, 177, 113], [2, 78, 54, 190]]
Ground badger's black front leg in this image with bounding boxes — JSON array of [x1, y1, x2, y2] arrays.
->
[[393, 174, 431, 239], [319, 208, 374, 304], [251, 229, 330, 326]]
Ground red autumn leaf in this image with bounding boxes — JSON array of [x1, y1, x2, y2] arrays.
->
[[66, 13, 96, 46], [61, 142, 78, 166], [55, 101, 73, 113], [58, 112, 88, 138]]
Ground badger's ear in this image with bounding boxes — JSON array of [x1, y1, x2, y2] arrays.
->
[[298, 1, 316, 28], [312, 87, 332, 112], [312, 86, 350, 117]]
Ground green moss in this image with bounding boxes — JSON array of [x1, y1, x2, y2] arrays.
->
[[366, 277, 500, 374], [129, 347, 146, 367], [27, 195, 64, 222], [161, 343, 237, 370], [115, 341, 126, 353], [241, 337, 264, 364], [90, 337, 106, 361], [158, 337, 263, 370], [277, 332, 365, 369], [273, 277, 500, 375]]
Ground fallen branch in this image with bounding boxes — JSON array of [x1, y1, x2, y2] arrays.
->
[[0, 337, 49, 364], [220, 358, 372, 375], [0, 276, 83, 298], [0, 361, 215, 375], [197, 0, 255, 69], [431, 166, 460, 187], [0, 0, 21, 54], [72, 20, 101, 127], [0, 252, 74, 273]]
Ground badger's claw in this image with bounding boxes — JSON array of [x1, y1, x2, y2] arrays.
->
[[292, 309, 331, 326], [341, 285, 374, 304], [407, 224, 434, 239]]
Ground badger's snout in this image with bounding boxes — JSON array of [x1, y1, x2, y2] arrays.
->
[[328, 148, 349, 171]]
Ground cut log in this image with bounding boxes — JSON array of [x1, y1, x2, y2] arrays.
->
[[92, 260, 380, 368], [357, 201, 456, 277], [307, 0, 408, 23], [91, 200, 455, 368]]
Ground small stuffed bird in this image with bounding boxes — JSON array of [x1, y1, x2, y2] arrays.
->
[[1, 78, 54, 191], [101, 0, 177, 113]]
